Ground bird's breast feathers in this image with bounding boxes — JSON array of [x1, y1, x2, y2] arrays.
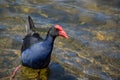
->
[[21, 42, 52, 62]]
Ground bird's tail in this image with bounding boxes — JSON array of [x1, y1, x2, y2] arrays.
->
[[25, 16, 36, 34]]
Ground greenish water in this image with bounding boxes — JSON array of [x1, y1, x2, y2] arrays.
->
[[0, 0, 120, 80]]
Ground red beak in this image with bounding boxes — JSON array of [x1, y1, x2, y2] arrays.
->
[[55, 24, 69, 38], [59, 30, 69, 38]]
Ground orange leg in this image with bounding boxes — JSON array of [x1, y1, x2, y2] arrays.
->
[[10, 65, 21, 80]]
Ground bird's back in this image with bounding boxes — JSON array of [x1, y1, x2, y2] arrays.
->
[[21, 33, 43, 52], [21, 16, 43, 52]]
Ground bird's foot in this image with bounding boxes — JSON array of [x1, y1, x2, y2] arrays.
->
[[35, 71, 40, 80], [10, 65, 21, 80]]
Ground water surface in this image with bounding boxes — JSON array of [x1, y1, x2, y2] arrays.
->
[[0, 0, 120, 80]]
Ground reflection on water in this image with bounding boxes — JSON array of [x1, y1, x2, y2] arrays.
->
[[21, 66, 49, 80], [0, 0, 120, 80]]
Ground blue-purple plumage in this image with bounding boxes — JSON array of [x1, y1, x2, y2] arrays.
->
[[21, 16, 56, 69], [21, 32, 55, 69], [21, 16, 68, 69], [10, 16, 69, 79]]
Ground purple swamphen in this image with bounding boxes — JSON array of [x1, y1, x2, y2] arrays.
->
[[10, 16, 69, 79]]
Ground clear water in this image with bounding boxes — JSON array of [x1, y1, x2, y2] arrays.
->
[[0, 0, 120, 80]]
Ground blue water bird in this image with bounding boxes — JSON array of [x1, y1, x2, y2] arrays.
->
[[10, 16, 69, 79]]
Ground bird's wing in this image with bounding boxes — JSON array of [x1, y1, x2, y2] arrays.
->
[[21, 16, 43, 52]]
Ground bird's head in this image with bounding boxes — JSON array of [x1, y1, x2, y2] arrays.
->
[[48, 24, 69, 38]]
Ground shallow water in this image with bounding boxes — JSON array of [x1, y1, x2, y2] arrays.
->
[[0, 0, 120, 80]]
